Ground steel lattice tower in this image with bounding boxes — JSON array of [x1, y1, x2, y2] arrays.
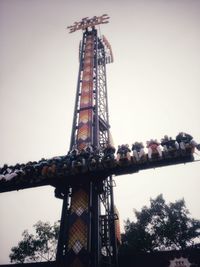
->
[[56, 15, 118, 267]]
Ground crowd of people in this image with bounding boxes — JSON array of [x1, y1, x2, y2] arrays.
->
[[0, 132, 199, 184]]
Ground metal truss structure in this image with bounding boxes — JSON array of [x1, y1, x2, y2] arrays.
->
[[56, 19, 117, 267]]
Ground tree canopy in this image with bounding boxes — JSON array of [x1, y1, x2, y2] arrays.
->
[[121, 194, 200, 253], [9, 221, 59, 263]]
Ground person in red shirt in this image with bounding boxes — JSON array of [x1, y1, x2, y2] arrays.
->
[[146, 139, 162, 159]]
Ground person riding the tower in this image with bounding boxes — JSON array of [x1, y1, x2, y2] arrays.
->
[[161, 135, 179, 152], [85, 144, 94, 155], [70, 146, 78, 160], [132, 142, 145, 162], [103, 143, 116, 160], [77, 148, 90, 166], [176, 132, 200, 151], [116, 144, 131, 162], [70, 146, 80, 168], [147, 139, 162, 159]]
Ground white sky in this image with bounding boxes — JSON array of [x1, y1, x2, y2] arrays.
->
[[0, 0, 200, 264]]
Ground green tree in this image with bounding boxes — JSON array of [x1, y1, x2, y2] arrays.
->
[[121, 195, 200, 253], [9, 221, 59, 263]]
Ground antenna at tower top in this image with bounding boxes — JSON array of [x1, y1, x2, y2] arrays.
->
[[67, 14, 110, 33]]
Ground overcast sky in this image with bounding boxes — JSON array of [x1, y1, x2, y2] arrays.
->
[[1, 0, 200, 264]]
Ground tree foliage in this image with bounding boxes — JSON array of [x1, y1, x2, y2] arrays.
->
[[9, 221, 59, 263], [121, 194, 200, 253]]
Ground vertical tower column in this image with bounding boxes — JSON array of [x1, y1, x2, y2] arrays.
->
[[67, 29, 98, 267], [57, 16, 117, 267]]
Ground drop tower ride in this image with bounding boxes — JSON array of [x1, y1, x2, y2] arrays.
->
[[56, 15, 117, 267], [1, 13, 197, 267]]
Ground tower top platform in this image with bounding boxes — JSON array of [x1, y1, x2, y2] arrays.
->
[[67, 14, 109, 33]]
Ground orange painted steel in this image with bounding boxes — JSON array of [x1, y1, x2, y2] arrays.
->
[[68, 34, 95, 267]]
